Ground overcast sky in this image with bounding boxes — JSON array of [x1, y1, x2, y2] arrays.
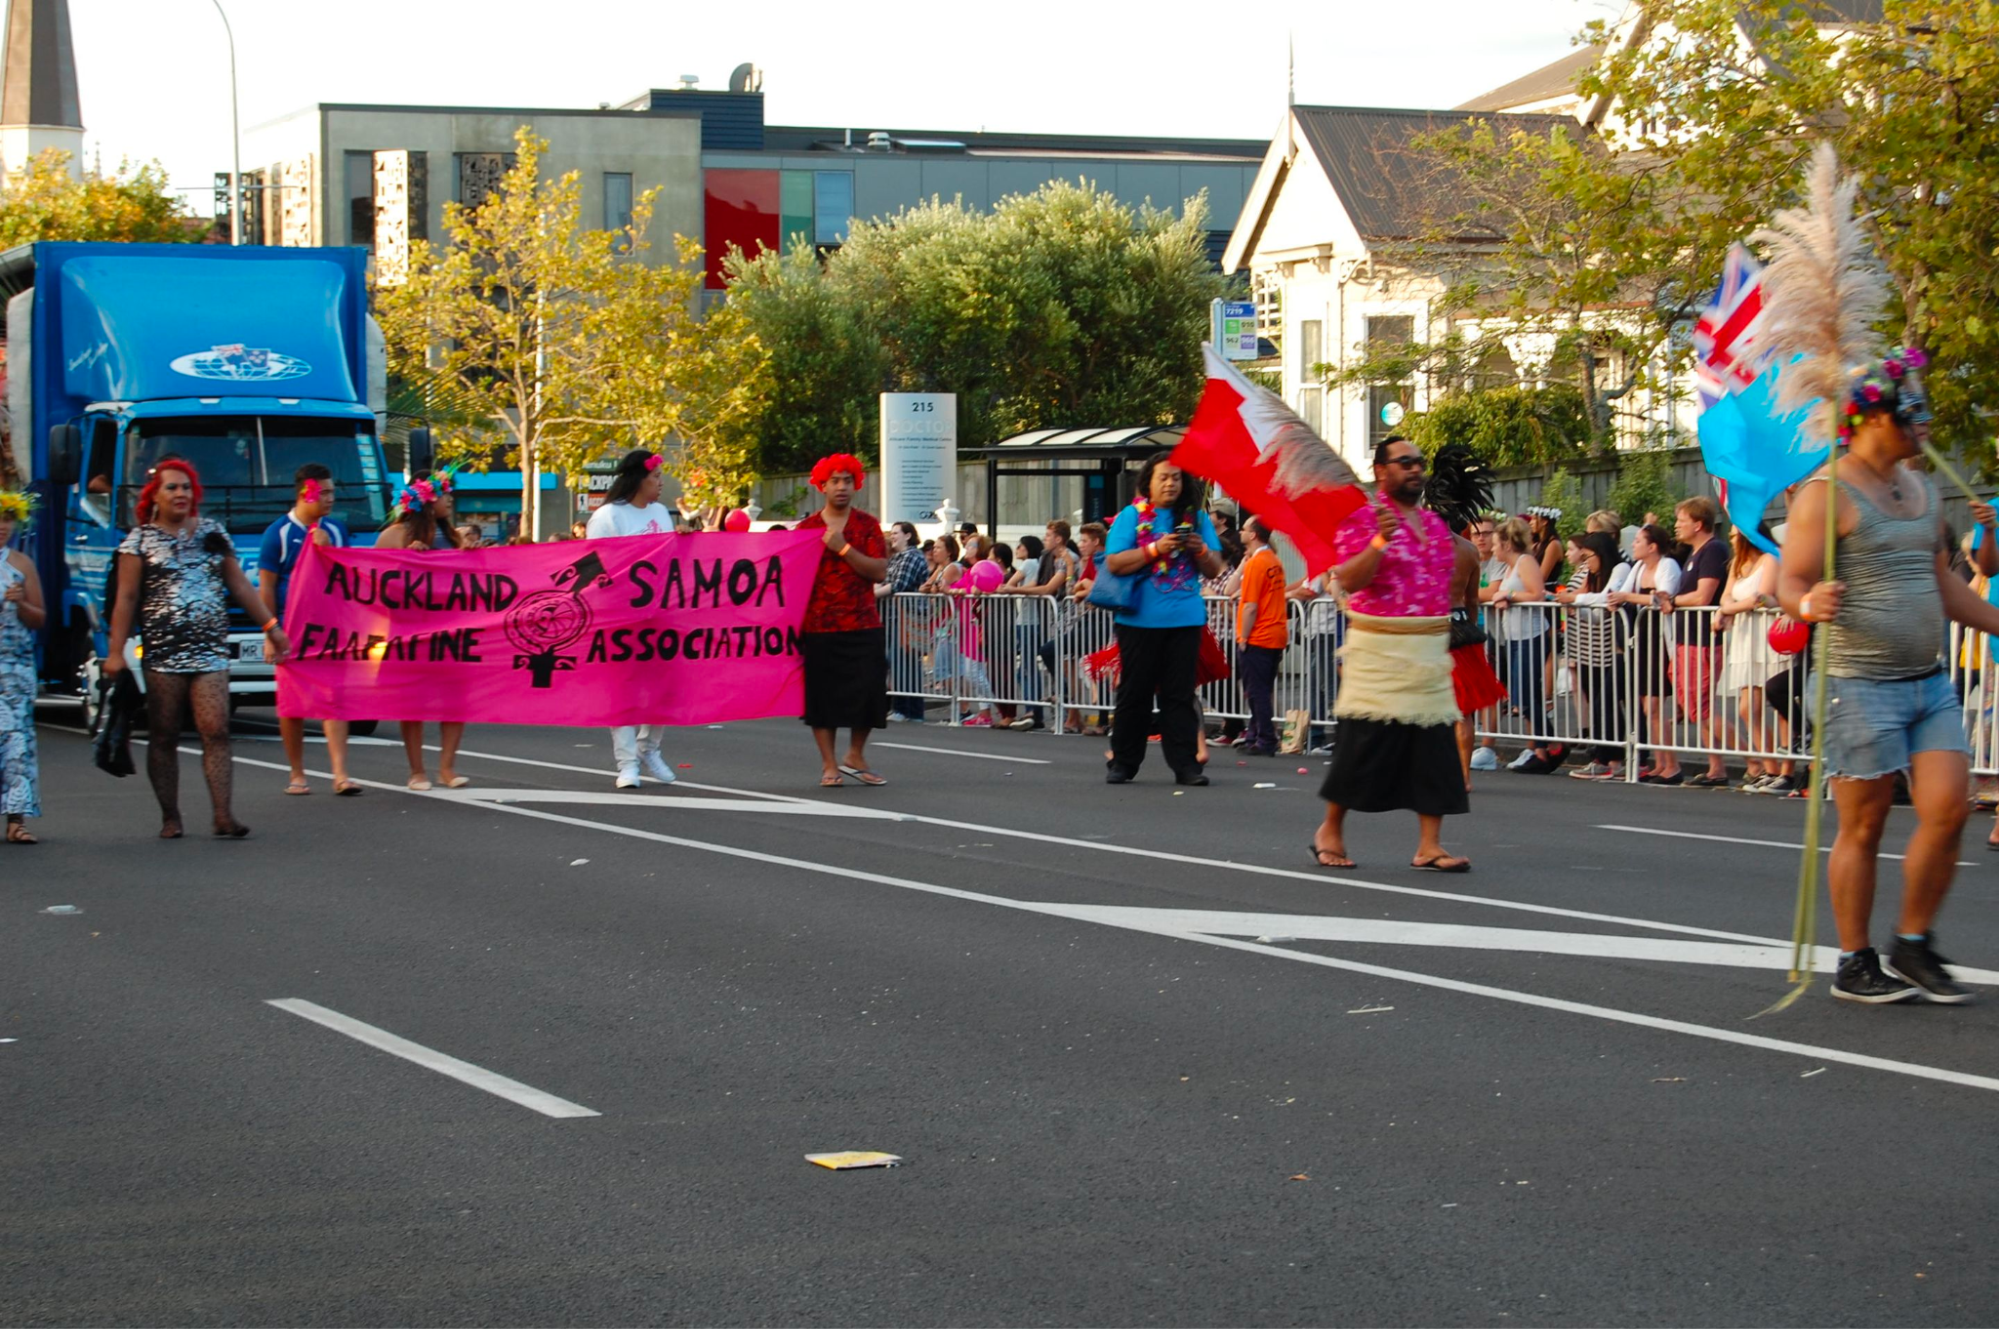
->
[[69, 0, 1620, 218]]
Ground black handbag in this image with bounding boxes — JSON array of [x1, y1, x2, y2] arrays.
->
[[93, 671, 142, 778], [1448, 607, 1488, 651]]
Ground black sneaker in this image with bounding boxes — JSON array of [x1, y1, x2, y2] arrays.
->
[[1886, 935, 1975, 1004], [1760, 775, 1797, 796], [1830, 948, 1920, 1004], [1105, 766, 1135, 785], [1174, 769, 1210, 787]]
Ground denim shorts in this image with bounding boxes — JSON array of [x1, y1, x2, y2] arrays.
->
[[1822, 670, 1967, 780]]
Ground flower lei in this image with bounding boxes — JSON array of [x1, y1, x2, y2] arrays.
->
[[0, 488, 37, 523], [1133, 499, 1171, 576]]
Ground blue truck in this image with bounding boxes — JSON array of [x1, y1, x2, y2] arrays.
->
[[1, 241, 429, 726]]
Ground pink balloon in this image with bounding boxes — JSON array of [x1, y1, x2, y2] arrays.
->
[[967, 559, 1004, 593], [724, 509, 751, 532]]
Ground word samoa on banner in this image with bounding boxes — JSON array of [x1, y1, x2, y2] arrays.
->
[[278, 530, 828, 726]]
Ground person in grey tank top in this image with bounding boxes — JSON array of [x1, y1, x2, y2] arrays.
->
[[1781, 347, 1999, 1005]]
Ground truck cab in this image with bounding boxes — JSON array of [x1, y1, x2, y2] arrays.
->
[[1, 241, 401, 714]]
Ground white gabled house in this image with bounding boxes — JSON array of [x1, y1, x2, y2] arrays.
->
[[1223, 105, 1584, 472]]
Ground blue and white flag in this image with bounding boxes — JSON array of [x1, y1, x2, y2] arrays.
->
[[1694, 244, 1826, 555]]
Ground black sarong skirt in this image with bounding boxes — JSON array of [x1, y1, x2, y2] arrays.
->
[[801, 627, 890, 730], [1319, 718, 1469, 817]]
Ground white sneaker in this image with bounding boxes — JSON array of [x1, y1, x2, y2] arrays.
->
[[616, 763, 641, 789], [640, 752, 677, 784]]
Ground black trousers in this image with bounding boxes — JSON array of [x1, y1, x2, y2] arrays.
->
[[1111, 623, 1201, 775], [1238, 643, 1282, 749]]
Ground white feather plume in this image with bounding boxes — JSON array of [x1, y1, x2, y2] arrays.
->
[[1750, 141, 1890, 446]]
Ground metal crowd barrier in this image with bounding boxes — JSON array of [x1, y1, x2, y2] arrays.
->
[[883, 591, 1999, 781]]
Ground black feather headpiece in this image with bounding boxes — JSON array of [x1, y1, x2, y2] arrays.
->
[[1422, 444, 1495, 536]]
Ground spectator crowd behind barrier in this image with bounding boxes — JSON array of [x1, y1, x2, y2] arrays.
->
[[881, 593, 1999, 785]]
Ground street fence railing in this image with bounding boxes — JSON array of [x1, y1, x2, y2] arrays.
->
[[882, 593, 1999, 780]]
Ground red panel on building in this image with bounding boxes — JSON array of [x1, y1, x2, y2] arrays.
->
[[703, 169, 780, 289]]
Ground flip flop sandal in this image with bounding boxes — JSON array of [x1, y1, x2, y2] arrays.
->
[[406, 776, 434, 792], [439, 776, 471, 789], [838, 765, 888, 787], [1306, 843, 1355, 869], [5, 824, 36, 844], [819, 773, 845, 787], [1412, 855, 1471, 873], [284, 780, 312, 796], [332, 780, 364, 797]]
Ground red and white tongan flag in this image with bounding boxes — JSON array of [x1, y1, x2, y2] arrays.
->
[[1171, 344, 1364, 574]]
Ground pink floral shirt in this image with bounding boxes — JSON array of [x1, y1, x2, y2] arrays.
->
[[1334, 499, 1453, 618]]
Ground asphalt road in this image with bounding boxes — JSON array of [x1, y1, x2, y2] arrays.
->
[[6, 706, 1999, 1327]]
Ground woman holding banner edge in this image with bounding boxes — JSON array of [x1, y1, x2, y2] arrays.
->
[[376, 473, 470, 791], [586, 449, 680, 789], [796, 454, 890, 787]]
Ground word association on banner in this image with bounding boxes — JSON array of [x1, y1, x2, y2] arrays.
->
[[279, 530, 828, 727]]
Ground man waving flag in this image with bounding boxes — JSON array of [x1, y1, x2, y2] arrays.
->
[[1171, 345, 1365, 574]]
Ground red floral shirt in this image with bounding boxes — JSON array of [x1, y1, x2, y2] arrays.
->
[[796, 507, 886, 633]]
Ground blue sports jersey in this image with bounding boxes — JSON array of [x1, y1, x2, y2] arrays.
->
[[258, 513, 350, 618]]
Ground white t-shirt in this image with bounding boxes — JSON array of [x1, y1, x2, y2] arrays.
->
[[586, 501, 675, 539]]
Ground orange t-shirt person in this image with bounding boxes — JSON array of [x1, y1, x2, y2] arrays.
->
[[1237, 541, 1288, 650]]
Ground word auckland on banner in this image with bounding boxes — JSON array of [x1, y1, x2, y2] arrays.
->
[[278, 530, 828, 727]]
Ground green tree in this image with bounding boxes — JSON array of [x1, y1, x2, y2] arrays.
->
[[374, 129, 763, 527], [723, 180, 1224, 475], [1538, 468, 1586, 541], [1607, 450, 1679, 531], [1386, 0, 1999, 467], [0, 150, 194, 246], [1402, 384, 1593, 466]]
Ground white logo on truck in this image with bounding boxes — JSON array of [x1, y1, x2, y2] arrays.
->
[[169, 344, 312, 382]]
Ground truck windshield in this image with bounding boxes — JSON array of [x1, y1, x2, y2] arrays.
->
[[122, 417, 393, 535]]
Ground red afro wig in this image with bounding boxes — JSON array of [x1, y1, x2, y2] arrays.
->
[[810, 453, 866, 491], [136, 456, 203, 525]]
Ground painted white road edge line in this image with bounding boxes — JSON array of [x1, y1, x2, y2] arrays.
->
[[426, 799, 1999, 1098], [1599, 824, 1977, 868], [872, 741, 1052, 764], [187, 739, 1785, 948], [266, 998, 600, 1119]]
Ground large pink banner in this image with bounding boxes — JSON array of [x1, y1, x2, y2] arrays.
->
[[277, 530, 828, 726]]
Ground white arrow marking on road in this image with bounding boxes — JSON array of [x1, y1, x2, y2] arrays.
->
[[1037, 904, 1999, 982]]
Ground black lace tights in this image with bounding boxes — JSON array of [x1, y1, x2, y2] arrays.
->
[[144, 670, 235, 833]]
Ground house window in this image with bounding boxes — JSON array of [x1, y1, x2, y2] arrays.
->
[[1298, 319, 1324, 380], [457, 153, 515, 208], [1298, 386, 1324, 435], [1254, 270, 1282, 347], [1365, 316, 1415, 447], [345, 151, 375, 248], [604, 172, 634, 252], [813, 171, 853, 245]]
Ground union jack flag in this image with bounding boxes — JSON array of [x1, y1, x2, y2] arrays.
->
[[1692, 244, 1768, 408]]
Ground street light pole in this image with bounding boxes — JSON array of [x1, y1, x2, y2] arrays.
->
[[210, 0, 242, 245]]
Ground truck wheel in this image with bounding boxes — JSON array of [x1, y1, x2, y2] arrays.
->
[[349, 720, 379, 738]]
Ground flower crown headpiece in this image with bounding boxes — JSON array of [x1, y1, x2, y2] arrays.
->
[[1840, 347, 1931, 441], [0, 489, 36, 523], [396, 463, 463, 513], [1527, 505, 1563, 521]]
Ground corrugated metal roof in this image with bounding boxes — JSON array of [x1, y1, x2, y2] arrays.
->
[[1290, 106, 1581, 243], [1455, 45, 1603, 113]]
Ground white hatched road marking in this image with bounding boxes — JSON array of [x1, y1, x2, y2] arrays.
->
[[266, 999, 599, 1119], [1599, 824, 1977, 868]]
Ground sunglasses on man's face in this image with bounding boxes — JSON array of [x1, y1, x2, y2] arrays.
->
[[1385, 454, 1426, 471]]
